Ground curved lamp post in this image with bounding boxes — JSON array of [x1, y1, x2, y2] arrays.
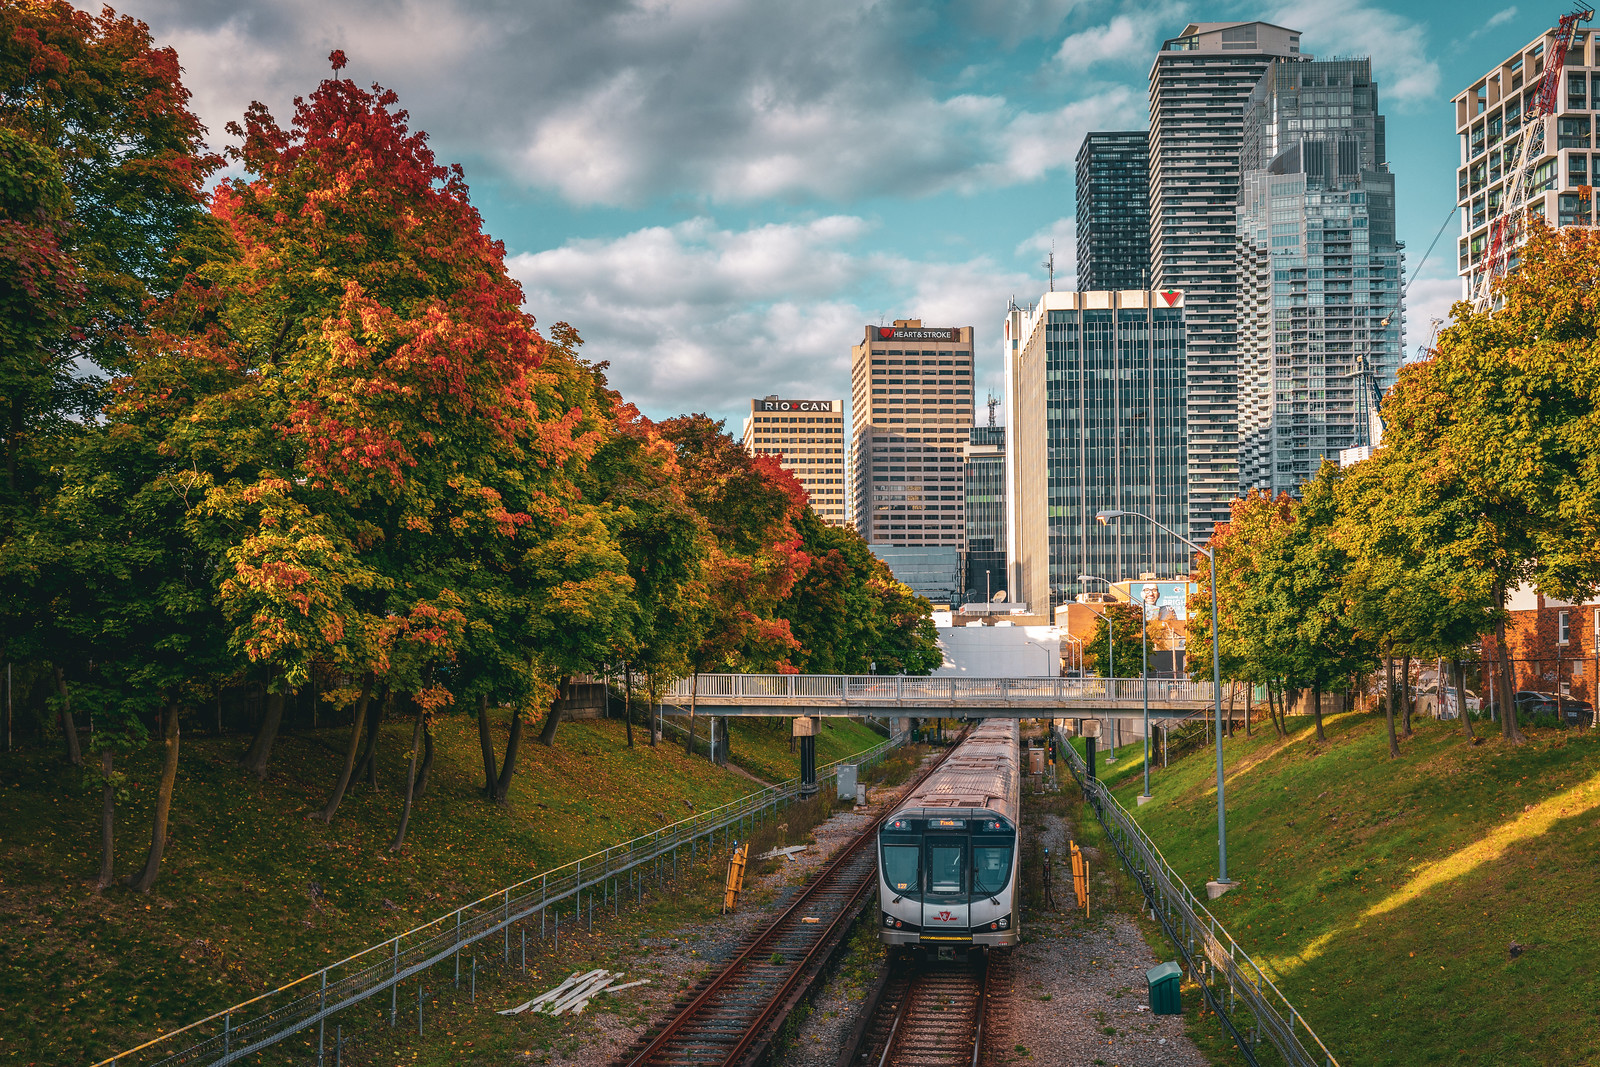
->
[[1097, 509, 1231, 889]]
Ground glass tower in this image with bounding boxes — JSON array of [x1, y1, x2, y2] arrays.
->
[[1005, 292, 1188, 618], [1236, 58, 1404, 495], [963, 424, 1006, 604], [1075, 132, 1151, 292]]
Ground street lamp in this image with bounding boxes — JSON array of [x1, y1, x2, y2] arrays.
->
[[1082, 572, 1153, 800], [1097, 509, 1232, 890]]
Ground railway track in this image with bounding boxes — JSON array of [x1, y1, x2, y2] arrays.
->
[[847, 956, 988, 1067], [621, 737, 966, 1067]]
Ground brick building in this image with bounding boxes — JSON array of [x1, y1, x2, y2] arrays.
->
[[1483, 584, 1600, 703]]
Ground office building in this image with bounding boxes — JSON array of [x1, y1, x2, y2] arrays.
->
[[1236, 58, 1405, 496], [741, 396, 846, 525], [867, 545, 963, 607], [1455, 23, 1600, 297], [849, 321, 975, 546], [1075, 132, 1151, 292], [963, 423, 1006, 605], [1149, 21, 1306, 542], [1003, 291, 1187, 621]]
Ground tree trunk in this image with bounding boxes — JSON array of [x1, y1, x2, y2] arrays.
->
[[1244, 681, 1253, 737], [241, 685, 286, 780], [318, 674, 373, 823], [1383, 653, 1400, 759], [537, 676, 569, 747], [389, 703, 426, 852], [415, 723, 435, 798], [1227, 681, 1237, 738], [494, 708, 523, 806], [54, 666, 82, 767], [476, 692, 497, 795], [1399, 653, 1414, 737], [623, 664, 634, 748], [686, 672, 698, 756], [357, 687, 390, 788], [1312, 682, 1326, 741], [130, 704, 180, 893], [1494, 583, 1524, 742], [96, 750, 115, 891], [1453, 657, 1476, 740]]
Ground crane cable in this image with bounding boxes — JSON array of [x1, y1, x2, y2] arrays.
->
[[1379, 203, 1459, 330]]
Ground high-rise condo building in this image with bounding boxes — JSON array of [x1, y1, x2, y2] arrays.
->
[[1149, 21, 1306, 543], [849, 322, 975, 547], [741, 397, 846, 525], [1003, 291, 1188, 620], [1076, 132, 1151, 292], [1236, 58, 1404, 496], [1455, 22, 1599, 298], [963, 423, 1006, 604]]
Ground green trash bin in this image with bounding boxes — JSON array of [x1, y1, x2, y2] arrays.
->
[[1147, 961, 1183, 1015]]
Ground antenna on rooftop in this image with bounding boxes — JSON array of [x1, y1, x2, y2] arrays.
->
[[986, 393, 999, 427], [1043, 243, 1056, 292]]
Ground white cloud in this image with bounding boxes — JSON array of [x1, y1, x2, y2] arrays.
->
[[507, 217, 1033, 422], [1273, 0, 1441, 108], [129, 0, 1148, 208], [1015, 217, 1077, 289], [1401, 275, 1466, 362], [1055, 10, 1169, 71]]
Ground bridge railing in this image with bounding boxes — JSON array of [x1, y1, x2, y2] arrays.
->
[[1055, 727, 1340, 1067], [667, 673, 1215, 705]]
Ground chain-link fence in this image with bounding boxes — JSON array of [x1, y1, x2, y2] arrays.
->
[[95, 733, 904, 1067], [1055, 726, 1340, 1067]]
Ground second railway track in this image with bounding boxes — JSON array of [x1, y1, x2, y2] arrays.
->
[[620, 736, 966, 1067], [852, 956, 988, 1067]]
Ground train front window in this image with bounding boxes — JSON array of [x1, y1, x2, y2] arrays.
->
[[883, 845, 920, 897], [927, 843, 966, 896], [973, 846, 1013, 896]]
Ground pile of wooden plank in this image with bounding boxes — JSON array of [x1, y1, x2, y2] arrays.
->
[[497, 969, 650, 1017]]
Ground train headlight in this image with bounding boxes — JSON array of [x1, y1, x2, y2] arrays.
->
[[999, 915, 1009, 928], [883, 913, 895, 926]]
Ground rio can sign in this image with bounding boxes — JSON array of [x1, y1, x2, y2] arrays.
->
[[758, 399, 835, 412]]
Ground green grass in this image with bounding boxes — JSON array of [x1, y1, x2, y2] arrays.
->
[[664, 714, 887, 784], [0, 713, 888, 1064], [1088, 711, 1600, 1067]]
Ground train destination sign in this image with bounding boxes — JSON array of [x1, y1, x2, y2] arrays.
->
[[757, 399, 835, 412]]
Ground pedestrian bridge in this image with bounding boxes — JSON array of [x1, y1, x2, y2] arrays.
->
[[661, 673, 1215, 720]]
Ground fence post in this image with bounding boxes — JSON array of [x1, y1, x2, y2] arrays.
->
[[318, 969, 327, 1067], [390, 941, 398, 1027]]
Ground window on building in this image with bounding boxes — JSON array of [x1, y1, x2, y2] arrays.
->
[[1559, 610, 1571, 645]]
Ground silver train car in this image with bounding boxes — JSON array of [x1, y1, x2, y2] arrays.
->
[[877, 719, 1020, 951]]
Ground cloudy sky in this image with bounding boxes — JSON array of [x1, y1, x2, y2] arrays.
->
[[123, 0, 1530, 428]]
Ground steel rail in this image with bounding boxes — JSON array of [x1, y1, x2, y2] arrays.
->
[[626, 733, 968, 1067], [875, 960, 987, 1067]]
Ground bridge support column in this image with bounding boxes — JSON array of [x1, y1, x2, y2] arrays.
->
[[795, 716, 818, 797]]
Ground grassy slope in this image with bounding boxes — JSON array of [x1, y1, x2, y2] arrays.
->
[[0, 714, 875, 1065], [723, 717, 886, 783], [1090, 711, 1600, 1067]]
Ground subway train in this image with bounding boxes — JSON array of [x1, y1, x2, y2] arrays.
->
[[876, 718, 1020, 953]]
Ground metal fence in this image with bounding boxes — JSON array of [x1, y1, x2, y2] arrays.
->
[[1054, 727, 1341, 1067], [667, 673, 1214, 707], [95, 733, 905, 1067]]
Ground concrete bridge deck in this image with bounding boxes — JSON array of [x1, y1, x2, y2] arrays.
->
[[661, 673, 1215, 719]]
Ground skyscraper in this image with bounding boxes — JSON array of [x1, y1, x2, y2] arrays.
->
[[1454, 22, 1599, 298], [963, 423, 1006, 604], [1236, 59, 1404, 496], [1076, 132, 1151, 292], [741, 397, 847, 525], [849, 322, 975, 547], [1149, 21, 1306, 542], [1003, 291, 1187, 619]]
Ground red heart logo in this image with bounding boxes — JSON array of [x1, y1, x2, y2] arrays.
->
[[879, 327, 894, 339], [1161, 290, 1180, 306]]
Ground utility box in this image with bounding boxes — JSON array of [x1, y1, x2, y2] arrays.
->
[[1147, 961, 1183, 1015], [1027, 747, 1046, 775], [836, 763, 858, 802]]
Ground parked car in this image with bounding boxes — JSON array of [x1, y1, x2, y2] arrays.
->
[[1514, 691, 1595, 727], [1416, 682, 1480, 718]]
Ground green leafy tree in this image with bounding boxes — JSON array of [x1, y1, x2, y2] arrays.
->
[[1085, 601, 1144, 679]]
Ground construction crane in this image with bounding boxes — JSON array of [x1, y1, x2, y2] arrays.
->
[[1473, 6, 1596, 312]]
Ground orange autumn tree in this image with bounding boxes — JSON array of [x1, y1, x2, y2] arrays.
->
[[120, 54, 631, 839]]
